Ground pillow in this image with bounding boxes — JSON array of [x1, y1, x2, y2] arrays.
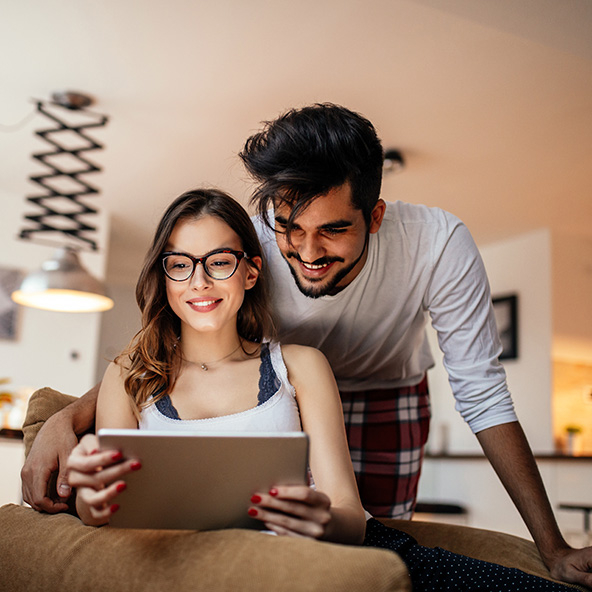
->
[[0, 504, 410, 592]]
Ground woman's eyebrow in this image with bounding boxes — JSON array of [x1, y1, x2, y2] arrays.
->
[[163, 246, 234, 257]]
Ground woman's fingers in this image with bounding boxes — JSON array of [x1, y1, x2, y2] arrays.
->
[[248, 485, 331, 538], [77, 481, 125, 520], [68, 457, 140, 489], [77, 479, 126, 509], [255, 485, 330, 516], [67, 435, 123, 474], [66, 434, 141, 491], [255, 507, 326, 538]]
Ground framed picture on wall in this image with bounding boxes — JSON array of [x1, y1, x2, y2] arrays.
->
[[492, 294, 518, 360], [0, 267, 23, 341]]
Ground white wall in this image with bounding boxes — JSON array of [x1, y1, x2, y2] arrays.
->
[[95, 280, 141, 382], [425, 228, 554, 454]]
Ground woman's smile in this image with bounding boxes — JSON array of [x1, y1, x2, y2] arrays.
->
[[186, 297, 222, 312]]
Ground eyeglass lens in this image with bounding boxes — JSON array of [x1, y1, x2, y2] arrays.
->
[[163, 252, 239, 281]]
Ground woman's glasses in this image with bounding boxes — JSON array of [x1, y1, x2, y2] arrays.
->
[[162, 249, 247, 281]]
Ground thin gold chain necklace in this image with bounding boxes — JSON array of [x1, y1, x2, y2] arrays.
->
[[189, 342, 242, 371]]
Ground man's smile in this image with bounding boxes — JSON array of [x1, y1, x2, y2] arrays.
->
[[301, 261, 330, 271], [286, 253, 345, 281]]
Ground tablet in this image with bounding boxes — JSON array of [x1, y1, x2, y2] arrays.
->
[[97, 429, 309, 531]]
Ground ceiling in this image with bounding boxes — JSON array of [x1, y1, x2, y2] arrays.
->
[[2, 0, 591, 283]]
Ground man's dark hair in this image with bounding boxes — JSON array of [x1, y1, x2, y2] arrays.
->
[[239, 103, 384, 230]]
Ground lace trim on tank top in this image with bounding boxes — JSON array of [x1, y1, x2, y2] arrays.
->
[[155, 343, 280, 420]]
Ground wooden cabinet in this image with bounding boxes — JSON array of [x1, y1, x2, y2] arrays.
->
[[418, 454, 592, 542]]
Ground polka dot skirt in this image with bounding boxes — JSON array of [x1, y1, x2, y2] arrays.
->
[[363, 519, 575, 591]]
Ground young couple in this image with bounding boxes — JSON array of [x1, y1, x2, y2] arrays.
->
[[67, 187, 575, 592], [23, 103, 592, 588]]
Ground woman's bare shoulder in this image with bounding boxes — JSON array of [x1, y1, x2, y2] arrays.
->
[[279, 343, 334, 391], [279, 343, 328, 366], [103, 354, 132, 383]]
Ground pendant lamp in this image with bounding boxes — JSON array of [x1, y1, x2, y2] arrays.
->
[[11, 247, 113, 313], [11, 91, 113, 313]]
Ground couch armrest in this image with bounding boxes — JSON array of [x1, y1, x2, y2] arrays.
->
[[22, 387, 80, 458]]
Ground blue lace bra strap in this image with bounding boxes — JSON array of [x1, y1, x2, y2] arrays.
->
[[154, 385, 180, 419], [257, 342, 281, 405], [155, 392, 181, 419]]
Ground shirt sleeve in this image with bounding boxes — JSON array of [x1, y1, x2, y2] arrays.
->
[[424, 220, 518, 433]]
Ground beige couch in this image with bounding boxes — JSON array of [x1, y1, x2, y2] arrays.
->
[[0, 387, 584, 592]]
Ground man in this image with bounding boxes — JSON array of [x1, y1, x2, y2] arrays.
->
[[240, 104, 515, 519], [21, 103, 592, 587]]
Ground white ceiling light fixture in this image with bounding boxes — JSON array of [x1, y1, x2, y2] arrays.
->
[[12, 247, 113, 313], [10, 90, 113, 314], [383, 149, 405, 174]]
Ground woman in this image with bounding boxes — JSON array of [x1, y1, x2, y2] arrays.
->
[[67, 188, 575, 591]]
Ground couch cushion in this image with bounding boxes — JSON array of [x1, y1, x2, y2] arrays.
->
[[0, 504, 410, 592]]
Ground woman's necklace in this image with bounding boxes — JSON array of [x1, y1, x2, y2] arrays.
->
[[190, 342, 242, 371]]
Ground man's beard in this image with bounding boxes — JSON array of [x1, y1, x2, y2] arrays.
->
[[283, 237, 369, 299]]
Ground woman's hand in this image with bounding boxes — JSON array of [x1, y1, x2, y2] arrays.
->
[[66, 434, 141, 525], [248, 485, 332, 539]]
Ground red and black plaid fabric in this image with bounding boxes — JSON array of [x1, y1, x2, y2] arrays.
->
[[340, 376, 430, 519]]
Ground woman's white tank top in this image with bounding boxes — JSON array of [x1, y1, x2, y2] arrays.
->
[[139, 341, 302, 433]]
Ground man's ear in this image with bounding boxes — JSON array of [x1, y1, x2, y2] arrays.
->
[[368, 199, 386, 234], [244, 256, 262, 290]]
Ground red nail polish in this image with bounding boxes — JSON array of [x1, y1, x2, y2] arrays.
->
[[110, 504, 120, 514], [248, 508, 258, 517], [130, 461, 142, 471], [112, 451, 123, 462], [269, 488, 278, 497], [250, 494, 262, 504], [90, 449, 99, 455], [116, 483, 127, 493]]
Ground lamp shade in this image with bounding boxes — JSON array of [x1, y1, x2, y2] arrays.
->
[[11, 247, 114, 313]]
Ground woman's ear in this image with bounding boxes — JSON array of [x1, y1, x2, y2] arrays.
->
[[244, 256, 262, 290]]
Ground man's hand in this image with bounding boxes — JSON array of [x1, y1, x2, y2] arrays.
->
[[20, 385, 100, 513], [21, 412, 78, 512], [548, 546, 592, 589]]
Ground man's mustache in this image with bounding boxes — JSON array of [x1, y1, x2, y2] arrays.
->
[[285, 252, 345, 266]]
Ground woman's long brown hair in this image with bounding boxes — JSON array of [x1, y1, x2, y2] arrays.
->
[[116, 188, 275, 416]]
